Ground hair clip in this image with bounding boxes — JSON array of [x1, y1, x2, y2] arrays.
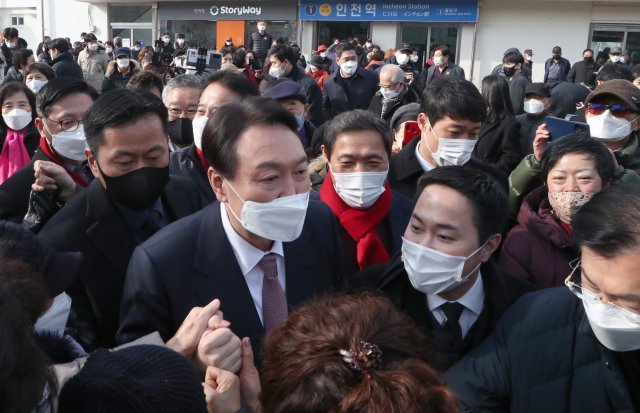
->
[[339, 341, 382, 373]]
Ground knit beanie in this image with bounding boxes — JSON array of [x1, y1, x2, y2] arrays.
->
[[58, 345, 207, 413]]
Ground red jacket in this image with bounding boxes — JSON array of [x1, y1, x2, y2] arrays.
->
[[307, 69, 329, 91]]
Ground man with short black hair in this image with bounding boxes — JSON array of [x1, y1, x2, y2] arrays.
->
[[388, 78, 507, 199], [38, 89, 203, 349], [422, 45, 465, 88], [446, 184, 640, 412], [322, 42, 378, 120], [567, 48, 600, 89], [355, 166, 532, 371], [315, 109, 411, 274], [503, 51, 531, 115], [0, 27, 27, 76], [49, 38, 83, 80], [267, 44, 324, 126], [170, 71, 258, 204], [0, 78, 97, 223], [544, 46, 571, 86], [118, 97, 346, 361]]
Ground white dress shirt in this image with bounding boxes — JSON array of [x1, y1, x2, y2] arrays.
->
[[415, 141, 437, 172], [427, 273, 485, 339], [220, 202, 286, 325]]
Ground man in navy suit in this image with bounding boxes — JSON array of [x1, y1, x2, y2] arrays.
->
[[117, 97, 346, 361]]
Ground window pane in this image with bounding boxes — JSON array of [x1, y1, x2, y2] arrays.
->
[[110, 5, 152, 23], [246, 21, 295, 46], [161, 20, 217, 50], [430, 26, 459, 64], [591, 30, 625, 62], [316, 22, 369, 47]]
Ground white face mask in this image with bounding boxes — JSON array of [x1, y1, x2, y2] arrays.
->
[[396, 53, 409, 65], [192, 116, 208, 150], [433, 57, 444, 67], [380, 86, 400, 100], [44, 123, 88, 161], [106, 47, 113, 54], [401, 237, 484, 295], [2, 108, 32, 131], [26, 79, 48, 94], [269, 64, 285, 79], [523, 99, 545, 114], [426, 118, 476, 166], [177, 39, 185, 46], [34, 292, 72, 335], [226, 181, 309, 242], [582, 294, 640, 352], [340, 61, 358, 76], [587, 110, 635, 141], [163, 37, 170, 44], [309, 65, 318, 73], [88, 43, 98, 51], [610, 55, 622, 63], [117, 58, 130, 68], [7, 41, 16, 48], [320, 52, 327, 58], [410, 54, 419, 63], [258, 25, 266, 31], [330, 168, 388, 209]]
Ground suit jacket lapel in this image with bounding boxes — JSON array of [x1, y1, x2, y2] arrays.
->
[[192, 204, 264, 338], [85, 180, 137, 277], [283, 231, 323, 309]]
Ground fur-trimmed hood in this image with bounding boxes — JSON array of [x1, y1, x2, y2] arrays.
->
[[105, 59, 141, 77]]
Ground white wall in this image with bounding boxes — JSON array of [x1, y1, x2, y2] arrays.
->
[[0, 0, 40, 50], [370, 22, 398, 52], [471, 0, 593, 84]]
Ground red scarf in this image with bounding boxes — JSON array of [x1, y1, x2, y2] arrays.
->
[[38, 138, 89, 187], [195, 147, 208, 172], [320, 172, 392, 270]]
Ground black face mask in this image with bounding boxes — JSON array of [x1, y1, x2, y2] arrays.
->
[[584, 56, 594, 65], [167, 118, 194, 146], [98, 164, 169, 210], [503, 66, 517, 77]]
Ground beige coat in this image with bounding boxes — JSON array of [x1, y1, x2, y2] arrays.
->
[[77, 48, 109, 93]]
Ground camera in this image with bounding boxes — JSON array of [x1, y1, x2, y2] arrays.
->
[[185, 47, 222, 74]]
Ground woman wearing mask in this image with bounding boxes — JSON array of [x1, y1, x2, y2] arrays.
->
[[77, 33, 109, 94], [24, 63, 55, 95], [103, 40, 115, 60], [500, 134, 615, 288], [306, 54, 329, 91], [472, 75, 523, 174], [0, 82, 38, 183]]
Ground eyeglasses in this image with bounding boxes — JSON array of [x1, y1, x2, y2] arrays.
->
[[564, 260, 640, 325], [168, 108, 197, 117], [45, 118, 84, 132], [586, 103, 634, 118]]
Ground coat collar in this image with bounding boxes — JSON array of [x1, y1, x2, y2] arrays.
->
[[392, 135, 424, 181]]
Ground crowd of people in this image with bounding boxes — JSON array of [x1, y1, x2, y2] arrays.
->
[[0, 21, 640, 413]]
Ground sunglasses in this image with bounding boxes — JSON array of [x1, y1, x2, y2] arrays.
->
[[586, 103, 633, 118]]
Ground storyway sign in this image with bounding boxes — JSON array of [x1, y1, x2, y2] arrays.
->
[[300, 0, 478, 22]]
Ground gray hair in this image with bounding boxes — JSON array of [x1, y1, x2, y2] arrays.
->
[[161, 74, 206, 103], [380, 64, 406, 84]]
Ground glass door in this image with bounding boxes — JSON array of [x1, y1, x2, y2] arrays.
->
[[401, 24, 459, 68], [316, 22, 370, 47]]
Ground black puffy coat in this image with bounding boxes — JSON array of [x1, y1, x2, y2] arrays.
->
[[445, 287, 638, 412]]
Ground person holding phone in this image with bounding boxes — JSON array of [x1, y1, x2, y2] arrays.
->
[[507, 79, 640, 217], [390, 102, 421, 153]]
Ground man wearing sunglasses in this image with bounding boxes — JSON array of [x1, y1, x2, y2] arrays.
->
[[445, 184, 640, 412]]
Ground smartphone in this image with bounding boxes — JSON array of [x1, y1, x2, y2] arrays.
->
[[402, 121, 421, 147], [544, 116, 590, 141]]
